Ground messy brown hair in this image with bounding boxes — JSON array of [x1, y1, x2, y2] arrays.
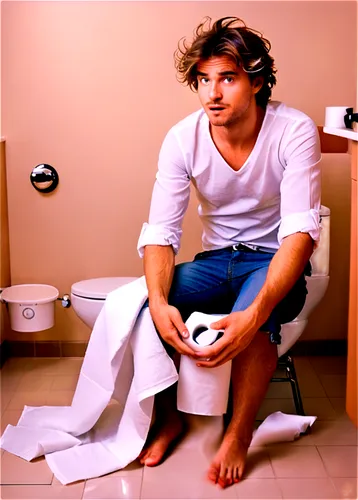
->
[[174, 16, 277, 108]]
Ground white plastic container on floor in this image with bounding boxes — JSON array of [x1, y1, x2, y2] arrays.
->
[[0, 284, 59, 332]]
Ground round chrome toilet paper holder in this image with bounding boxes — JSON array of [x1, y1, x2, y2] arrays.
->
[[30, 164, 59, 193]]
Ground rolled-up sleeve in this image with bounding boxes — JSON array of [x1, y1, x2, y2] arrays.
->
[[137, 129, 191, 258], [278, 119, 321, 245]]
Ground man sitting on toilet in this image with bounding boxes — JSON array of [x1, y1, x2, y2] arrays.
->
[[137, 16, 321, 489]]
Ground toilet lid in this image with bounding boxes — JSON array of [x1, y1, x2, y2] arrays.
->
[[71, 277, 138, 300]]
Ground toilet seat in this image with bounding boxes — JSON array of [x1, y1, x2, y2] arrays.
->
[[71, 277, 138, 300]]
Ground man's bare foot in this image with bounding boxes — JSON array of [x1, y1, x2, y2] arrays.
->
[[138, 412, 185, 467], [207, 430, 252, 488]]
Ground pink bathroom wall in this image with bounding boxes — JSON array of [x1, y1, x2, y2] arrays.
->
[[0, 140, 11, 343], [1, 1, 356, 341]]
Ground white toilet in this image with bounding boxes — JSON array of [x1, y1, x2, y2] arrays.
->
[[278, 205, 330, 356], [71, 277, 138, 328], [71, 206, 330, 355]]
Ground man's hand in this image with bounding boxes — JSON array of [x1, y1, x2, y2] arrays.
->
[[149, 303, 198, 357], [194, 309, 261, 367], [195, 233, 314, 368]]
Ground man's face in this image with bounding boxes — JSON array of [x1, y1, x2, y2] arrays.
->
[[196, 56, 262, 128]]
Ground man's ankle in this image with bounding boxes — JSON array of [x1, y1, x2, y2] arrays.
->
[[225, 423, 253, 446]]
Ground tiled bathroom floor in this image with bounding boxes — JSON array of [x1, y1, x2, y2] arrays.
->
[[0, 356, 357, 499]]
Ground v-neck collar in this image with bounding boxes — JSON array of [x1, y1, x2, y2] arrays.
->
[[203, 104, 270, 174]]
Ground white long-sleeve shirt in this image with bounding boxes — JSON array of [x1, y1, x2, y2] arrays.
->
[[137, 101, 321, 257]]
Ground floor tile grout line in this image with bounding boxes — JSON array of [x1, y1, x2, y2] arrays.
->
[[307, 358, 332, 400], [309, 358, 347, 400], [263, 446, 319, 499], [316, 373, 347, 400], [312, 446, 358, 449], [264, 446, 277, 482], [81, 478, 86, 499], [274, 476, 348, 500], [265, 474, 358, 478], [138, 467, 145, 500], [0, 372, 26, 403], [274, 476, 285, 500], [233, 478, 240, 500], [315, 443, 358, 483], [314, 444, 334, 480]]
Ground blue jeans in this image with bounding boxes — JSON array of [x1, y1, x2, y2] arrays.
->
[[166, 244, 309, 345]]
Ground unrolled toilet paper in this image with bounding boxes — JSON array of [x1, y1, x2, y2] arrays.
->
[[0, 283, 318, 486], [177, 312, 231, 416]]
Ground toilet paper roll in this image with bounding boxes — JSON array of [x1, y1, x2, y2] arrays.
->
[[325, 106, 351, 129], [177, 312, 231, 416]]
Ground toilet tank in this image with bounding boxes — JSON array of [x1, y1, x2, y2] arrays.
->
[[310, 205, 330, 276]]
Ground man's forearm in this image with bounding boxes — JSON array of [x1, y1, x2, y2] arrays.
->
[[247, 232, 314, 328], [143, 245, 175, 307]]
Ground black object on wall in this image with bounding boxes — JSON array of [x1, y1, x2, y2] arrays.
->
[[30, 164, 59, 193]]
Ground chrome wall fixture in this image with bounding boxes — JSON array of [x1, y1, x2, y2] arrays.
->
[[58, 294, 71, 308], [30, 164, 59, 193]]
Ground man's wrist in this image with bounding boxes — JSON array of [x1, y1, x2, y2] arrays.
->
[[148, 294, 168, 310], [246, 302, 271, 330]]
